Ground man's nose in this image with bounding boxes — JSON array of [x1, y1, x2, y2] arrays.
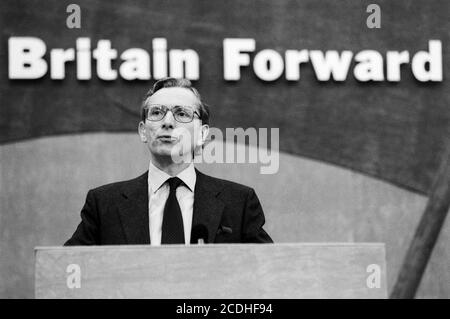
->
[[161, 110, 176, 129]]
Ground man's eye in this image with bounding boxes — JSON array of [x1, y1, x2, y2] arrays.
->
[[176, 108, 192, 117], [150, 109, 162, 116]]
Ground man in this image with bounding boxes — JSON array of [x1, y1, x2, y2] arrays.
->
[[65, 78, 272, 246]]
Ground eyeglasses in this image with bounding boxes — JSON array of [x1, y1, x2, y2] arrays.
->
[[144, 104, 201, 123]]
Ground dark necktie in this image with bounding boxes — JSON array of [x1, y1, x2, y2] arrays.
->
[[161, 177, 185, 244]]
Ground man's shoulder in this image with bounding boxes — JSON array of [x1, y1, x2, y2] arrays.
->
[[87, 169, 256, 198], [196, 170, 254, 198], [88, 172, 148, 196]]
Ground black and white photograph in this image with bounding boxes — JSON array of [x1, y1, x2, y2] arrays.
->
[[0, 0, 449, 304]]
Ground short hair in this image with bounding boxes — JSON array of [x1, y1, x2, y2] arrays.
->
[[141, 78, 210, 125]]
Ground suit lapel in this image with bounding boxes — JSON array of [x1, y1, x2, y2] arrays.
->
[[116, 169, 224, 245], [192, 170, 225, 243], [117, 172, 150, 244]]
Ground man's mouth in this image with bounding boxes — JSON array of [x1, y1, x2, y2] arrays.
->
[[157, 135, 178, 142]]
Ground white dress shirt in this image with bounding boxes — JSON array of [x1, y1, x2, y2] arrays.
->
[[148, 161, 196, 245]]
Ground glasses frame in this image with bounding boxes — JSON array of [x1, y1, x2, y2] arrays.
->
[[144, 104, 201, 123]]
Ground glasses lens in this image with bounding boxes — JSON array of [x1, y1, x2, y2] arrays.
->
[[146, 105, 197, 123], [147, 106, 166, 121], [173, 106, 194, 123]]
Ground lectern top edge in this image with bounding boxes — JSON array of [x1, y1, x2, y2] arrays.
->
[[34, 242, 386, 251]]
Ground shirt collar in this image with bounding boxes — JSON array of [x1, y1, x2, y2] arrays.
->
[[148, 161, 196, 193]]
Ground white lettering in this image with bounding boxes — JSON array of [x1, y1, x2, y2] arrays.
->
[[386, 50, 409, 81], [285, 49, 309, 80], [8, 37, 48, 79], [354, 50, 384, 81], [169, 49, 200, 80], [412, 40, 442, 82], [120, 48, 151, 80], [93, 40, 118, 80], [310, 50, 353, 81], [223, 38, 256, 80], [253, 49, 284, 81], [153, 38, 168, 79], [76, 38, 91, 80], [50, 48, 75, 79]]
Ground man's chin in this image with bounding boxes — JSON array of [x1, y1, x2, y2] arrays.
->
[[150, 146, 192, 162], [151, 147, 175, 157]]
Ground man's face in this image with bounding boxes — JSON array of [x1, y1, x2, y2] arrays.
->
[[139, 87, 207, 162]]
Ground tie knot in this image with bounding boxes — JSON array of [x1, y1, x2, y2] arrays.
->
[[167, 177, 183, 191]]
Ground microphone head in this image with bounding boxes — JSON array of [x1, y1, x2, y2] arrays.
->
[[191, 224, 209, 244]]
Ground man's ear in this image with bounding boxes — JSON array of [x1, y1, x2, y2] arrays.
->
[[138, 121, 147, 143], [198, 124, 209, 146]]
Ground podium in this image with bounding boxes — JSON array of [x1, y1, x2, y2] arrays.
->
[[35, 243, 387, 298]]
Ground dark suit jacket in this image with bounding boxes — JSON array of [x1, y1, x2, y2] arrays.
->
[[65, 169, 273, 245]]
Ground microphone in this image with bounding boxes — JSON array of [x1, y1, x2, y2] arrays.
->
[[191, 224, 209, 244]]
